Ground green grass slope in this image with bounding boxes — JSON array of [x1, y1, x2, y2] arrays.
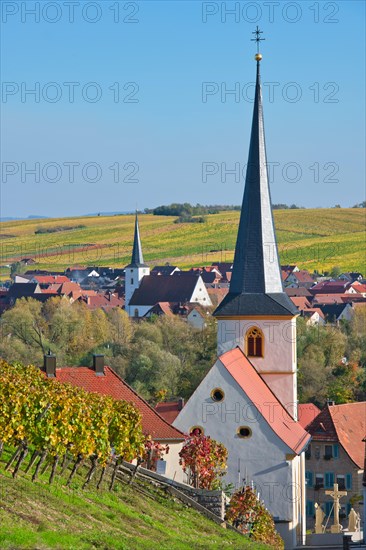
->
[[0, 449, 268, 550], [1, 208, 365, 276]]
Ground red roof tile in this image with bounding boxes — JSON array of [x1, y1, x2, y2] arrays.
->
[[290, 297, 312, 310], [155, 401, 183, 424], [50, 366, 184, 441], [307, 402, 366, 468], [291, 270, 314, 283], [310, 280, 351, 294], [219, 348, 311, 454], [34, 275, 70, 284], [312, 293, 351, 304], [297, 403, 321, 429]]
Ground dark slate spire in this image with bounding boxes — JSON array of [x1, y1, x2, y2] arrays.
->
[[214, 49, 297, 317], [127, 213, 147, 268]]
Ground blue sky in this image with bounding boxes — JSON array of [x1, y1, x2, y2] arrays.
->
[[1, 0, 365, 218]]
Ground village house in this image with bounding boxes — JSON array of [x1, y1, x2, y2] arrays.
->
[[301, 308, 326, 326], [318, 303, 354, 323], [151, 265, 180, 276], [284, 270, 315, 289], [304, 402, 366, 530], [42, 353, 186, 482]]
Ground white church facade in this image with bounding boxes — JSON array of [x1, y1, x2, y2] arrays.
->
[[173, 48, 311, 549]]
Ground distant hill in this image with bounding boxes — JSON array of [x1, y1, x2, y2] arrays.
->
[[0, 209, 365, 275]]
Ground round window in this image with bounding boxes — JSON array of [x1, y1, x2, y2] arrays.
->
[[211, 388, 225, 402], [237, 426, 252, 438]]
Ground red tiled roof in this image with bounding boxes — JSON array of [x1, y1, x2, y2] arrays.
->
[[34, 275, 70, 284], [290, 297, 311, 310], [207, 287, 229, 306], [297, 403, 321, 429], [145, 302, 174, 316], [312, 293, 350, 304], [291, 270, 314, 283], [310, 280, 350, 294], [155, 401, 182, 424], [351, 282, 366, 293], [219, 348, 311, 454], [285, 287, 312, 298], [307, 402, 366, 468], [50, 366, 184, 441], [84, 294, 123, 310]]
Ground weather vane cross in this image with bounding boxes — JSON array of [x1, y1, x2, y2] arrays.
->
[[251, 26, 265, 54]]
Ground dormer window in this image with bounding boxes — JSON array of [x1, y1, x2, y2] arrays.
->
[[246, 327, 264, 357]]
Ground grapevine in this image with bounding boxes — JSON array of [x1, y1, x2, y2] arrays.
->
[[0, 360, 145, 488]]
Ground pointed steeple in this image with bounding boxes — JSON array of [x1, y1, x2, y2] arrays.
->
[[215, 45, 297, 317], [128, 213, 147, 268]]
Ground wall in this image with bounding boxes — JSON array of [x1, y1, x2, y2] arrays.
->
[[305, 441, 363, 532], [125, 266, 149, 314], [161, 440, 184, 483], [190, 277, 212, 306], [174, 358, 298, 520], [217, 317, 297, 416]]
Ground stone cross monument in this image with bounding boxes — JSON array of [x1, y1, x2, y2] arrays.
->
[[325, 483, 347, 533]]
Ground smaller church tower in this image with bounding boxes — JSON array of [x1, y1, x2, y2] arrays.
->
[[125, 214, 150, 316]]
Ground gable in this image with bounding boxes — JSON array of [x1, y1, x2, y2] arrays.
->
[[175, 348, 310, 455], [130, 273, 210, 306]]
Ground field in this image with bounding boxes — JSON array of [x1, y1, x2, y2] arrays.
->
[[0, 448, 268, 550], [0, 208, 365, 277]]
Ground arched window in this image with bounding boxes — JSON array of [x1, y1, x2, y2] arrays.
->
[[246, 327, 264, 357], [134, 308, 139, 318]]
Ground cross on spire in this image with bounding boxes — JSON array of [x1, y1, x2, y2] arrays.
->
[[251, 26, 265, 53]]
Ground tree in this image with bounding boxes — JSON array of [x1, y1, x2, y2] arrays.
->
[[330, 265, 342, 278], [10, 261, 26, 279], [179, 434, 227, 490], [226, 485, 284, 549]]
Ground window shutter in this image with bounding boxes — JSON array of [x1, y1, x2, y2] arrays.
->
[[346, 474, 352, 490], [325, 472, 334, 488], [306, 471, 313, 487], [333, 444, 339, 459], [325, 501, 333, 517], [306, 501, 314, 516]]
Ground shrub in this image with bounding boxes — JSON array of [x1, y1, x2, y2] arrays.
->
[[226, 485, 284, 549]]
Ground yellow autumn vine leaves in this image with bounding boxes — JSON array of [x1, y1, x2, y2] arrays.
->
[[0, 360, 144, 467]]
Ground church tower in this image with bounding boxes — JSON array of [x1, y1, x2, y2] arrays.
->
[[213, 42, 299, 416], [125, 214, 150, 316]]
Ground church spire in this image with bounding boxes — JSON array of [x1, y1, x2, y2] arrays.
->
[[214, 33, 297, 317], [128, 213, 147, 267]]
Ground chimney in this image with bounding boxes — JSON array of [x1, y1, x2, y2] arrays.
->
[[44, 352, 56, 378], [178, 397, 185, 411], [93, 354, 105, 376]]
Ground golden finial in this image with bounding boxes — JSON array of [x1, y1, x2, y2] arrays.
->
[[251, 26, 265, 61]]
